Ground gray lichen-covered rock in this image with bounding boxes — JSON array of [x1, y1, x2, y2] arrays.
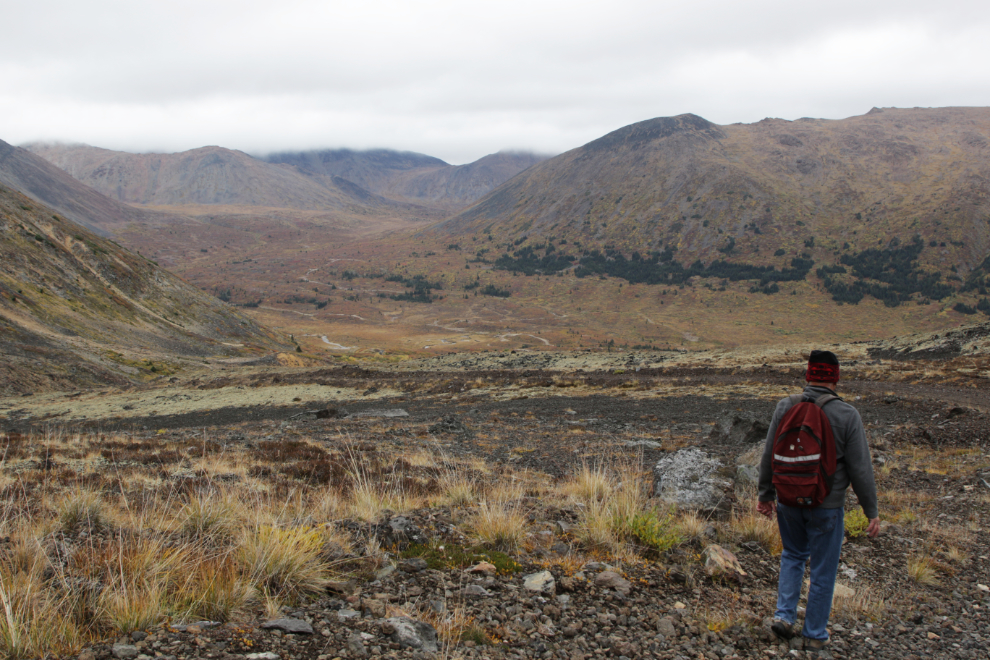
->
[[735, 463, 760, 487], [382, 616, 438, 652], [652, 448, 730, 509], [710, 412, 769, 445]]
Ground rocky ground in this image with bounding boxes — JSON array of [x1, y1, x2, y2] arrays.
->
[[1, 349, 989, 660]]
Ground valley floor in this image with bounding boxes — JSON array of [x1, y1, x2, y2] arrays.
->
[[0, 352, 988, 660]]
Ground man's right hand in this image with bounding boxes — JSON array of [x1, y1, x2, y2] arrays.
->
[[867, 517, 881, 538], [757, 500, 776, 519]]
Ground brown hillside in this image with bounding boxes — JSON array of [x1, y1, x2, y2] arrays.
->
[[0, 138, 174, 235], [0, 183, 291, 395], [384, 151, 548, 209], [434, 108, 990, 274]]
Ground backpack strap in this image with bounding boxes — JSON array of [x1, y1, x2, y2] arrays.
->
[[814, 393, 840, 409], [787, 393, 804, 406]]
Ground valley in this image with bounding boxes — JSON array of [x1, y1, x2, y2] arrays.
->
[[3, 107, 990, 660], [45, 107, 990, 361]]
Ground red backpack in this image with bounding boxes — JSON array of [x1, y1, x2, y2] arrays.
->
[[771, 393, 839, 507]]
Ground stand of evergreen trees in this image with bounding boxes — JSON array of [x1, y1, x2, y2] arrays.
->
[[494, 245, 813, 292], [821, 236, 953, 307], [386, 274, 443, 303]]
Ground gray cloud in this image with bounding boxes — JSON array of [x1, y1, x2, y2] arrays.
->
[[3, 0, 989, 163]]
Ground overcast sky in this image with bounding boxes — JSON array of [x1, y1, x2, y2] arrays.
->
[[2, 0, 989, 164]]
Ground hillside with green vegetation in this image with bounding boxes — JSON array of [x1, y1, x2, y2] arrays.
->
[[0, 183, 290, 395]]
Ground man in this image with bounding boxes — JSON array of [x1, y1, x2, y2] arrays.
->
[[757, 350, 880, 657]]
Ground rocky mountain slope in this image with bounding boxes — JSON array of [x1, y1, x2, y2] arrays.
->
[[0, 182, 291, 395], [265, 148, 547, 209], [0, 138, 173, 235], [429, 107, 990, 309]]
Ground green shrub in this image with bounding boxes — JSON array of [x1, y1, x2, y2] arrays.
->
[[845, 509, 869, 538], [627, 509, 682, 554]]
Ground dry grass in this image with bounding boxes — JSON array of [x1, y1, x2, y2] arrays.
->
[[57, 489, 110, 535], [832, 585, 887, 621], [676, 512, 709, 540], [0, 565, 83, 659], [179, 491, 238, 543], [238, 525, 330, 605], [471, 488, 528, 552], [562, 463, 613, 502], [907, 554, 938, 585], [726, 503, 783, 555], [561, 461, 681, 558]]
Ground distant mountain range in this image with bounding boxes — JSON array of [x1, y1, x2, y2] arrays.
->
[[264, 149, 548, 209], [23, 142, 548, 214], [0, 182, 290, 394]]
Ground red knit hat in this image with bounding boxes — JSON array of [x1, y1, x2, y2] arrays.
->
[[806, 350, 840, 383]]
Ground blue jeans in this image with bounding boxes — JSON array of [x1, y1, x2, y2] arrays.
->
[[774, 503, 845, 641]]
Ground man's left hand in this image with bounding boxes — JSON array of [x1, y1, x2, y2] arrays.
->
[[867, 517, 881, 538], [756, 500, 776, 519]]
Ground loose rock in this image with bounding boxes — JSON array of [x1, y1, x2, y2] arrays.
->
[[382, 616, 438, 653], [260, 617, 314, 634], [595, 571, 632, 595], [523, 570, 556, 594]]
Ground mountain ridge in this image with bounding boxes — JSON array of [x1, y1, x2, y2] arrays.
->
[[24, 142, 549, 214], [433, 107, 990, 275]]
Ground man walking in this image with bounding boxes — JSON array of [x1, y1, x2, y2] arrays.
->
[[757, 350, 880, 657]]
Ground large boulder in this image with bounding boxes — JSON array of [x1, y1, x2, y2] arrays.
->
[[652, 448, 730, 509], [710, 412, 768, 445]]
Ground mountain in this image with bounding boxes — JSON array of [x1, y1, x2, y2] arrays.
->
[[263, 148, 549, 209], [0, 182, 290, 395], [21, 142, 427, 214], [24, 142, 547, 215], [263, 148, 448, 193], [431, 108, 990, 306], [0, 139, 171, 235]]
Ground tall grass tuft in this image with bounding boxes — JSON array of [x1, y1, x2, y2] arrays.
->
[[472, 490, 528, 552], [0, 565, 83, 659], [57, 489, 109, 535], [239, 525, 330, 604], [907, 554, 938, 585], [563, 463, 612, 503], [179, 492, 238, 544], [174, 557, 251, 622]]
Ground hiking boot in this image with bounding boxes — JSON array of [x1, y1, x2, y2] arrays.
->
[[770, 618, 794, 639], [804, 637, 833, 659]]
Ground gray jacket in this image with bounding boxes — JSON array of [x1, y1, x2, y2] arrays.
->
[[758, 385, 878, 519]]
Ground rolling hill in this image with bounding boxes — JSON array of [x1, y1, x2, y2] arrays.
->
[[0, 182, 291, 395]]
